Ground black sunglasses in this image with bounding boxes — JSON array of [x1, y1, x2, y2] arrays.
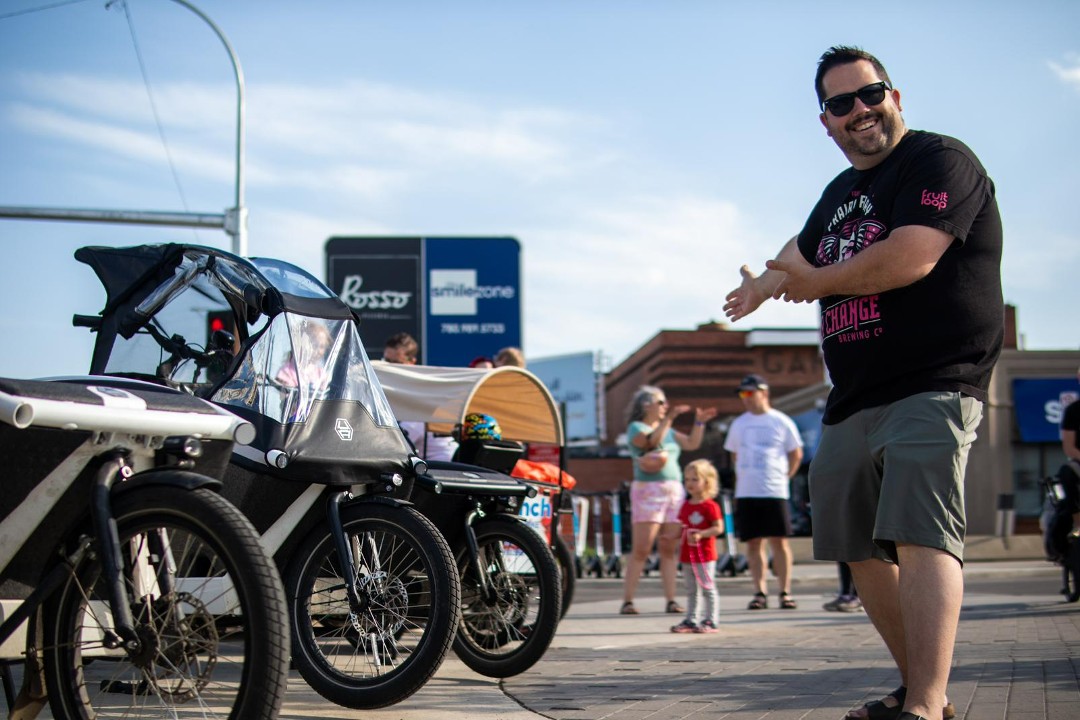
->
[[820, 81, 891, 117]]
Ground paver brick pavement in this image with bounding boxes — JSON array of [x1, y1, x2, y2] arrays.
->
[[502, 566, 1080, 720]]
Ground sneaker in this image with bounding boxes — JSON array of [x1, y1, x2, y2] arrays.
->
[[695, 620, 719, 634], [835, 596, 863, 613], [670, 620, 698, 634], [822, 595, 844, 612]]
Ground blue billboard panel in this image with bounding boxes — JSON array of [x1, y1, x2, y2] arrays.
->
[[1012, 378, 1080, 443], [424, 237, 521, 366]]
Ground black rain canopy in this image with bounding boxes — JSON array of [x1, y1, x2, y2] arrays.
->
[[75, 243, 411, 485]]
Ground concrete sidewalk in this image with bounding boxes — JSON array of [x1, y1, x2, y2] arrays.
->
[[274, 558, 1079, 720]]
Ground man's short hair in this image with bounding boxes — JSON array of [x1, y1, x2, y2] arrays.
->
[[815, 45, 892, 106]]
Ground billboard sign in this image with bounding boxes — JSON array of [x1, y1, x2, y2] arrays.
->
[[326, 236, 520, 365], [528, 351, 598, 441], [1012, 377, 1080, 443]]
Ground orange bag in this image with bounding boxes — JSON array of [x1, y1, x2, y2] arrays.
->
[[511, 459, 577, 490]]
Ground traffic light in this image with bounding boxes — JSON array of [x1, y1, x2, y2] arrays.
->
[[206, 309, 233, 347]]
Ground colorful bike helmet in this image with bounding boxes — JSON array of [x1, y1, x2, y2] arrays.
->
[[460, 412, 502, 441]]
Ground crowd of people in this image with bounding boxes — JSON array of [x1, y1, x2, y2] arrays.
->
[[617, 373, 811, 631]]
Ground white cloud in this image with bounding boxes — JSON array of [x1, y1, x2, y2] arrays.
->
[[249, 80, 612, 184], [6, 72, 616, 203], [11, 72, 234, 132], [520, 195, 818, 364], [1048, 54, 1080, 91], [7, 103, 235, 182]]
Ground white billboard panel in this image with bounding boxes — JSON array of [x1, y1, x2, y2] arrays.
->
[[528, 351, 598, 441]]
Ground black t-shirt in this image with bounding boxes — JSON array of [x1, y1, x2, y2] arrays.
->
[[797, 130, 1004, 424], [1063, 400, 1080, 451]]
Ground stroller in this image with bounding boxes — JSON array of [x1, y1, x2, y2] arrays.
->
[[373, 361, 572, 677], [72, 243, 461, 709], [1043, 460, 1080, 603]]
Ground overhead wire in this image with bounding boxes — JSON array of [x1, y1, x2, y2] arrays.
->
[[0, 0, 92, 22], [110, 0, 197, 240]]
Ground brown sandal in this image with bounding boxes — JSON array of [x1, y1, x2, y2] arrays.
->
[[665, 600, 685, 614], [779, 592, 797, 609], [619, 601, 638, 615], [747, 592, 768, 610]]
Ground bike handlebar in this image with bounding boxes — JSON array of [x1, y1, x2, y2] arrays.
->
[[72, 314, 102, 330]]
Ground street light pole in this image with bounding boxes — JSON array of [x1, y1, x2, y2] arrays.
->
[[168, 0, 247, 256], [0, 1, 249, 256]]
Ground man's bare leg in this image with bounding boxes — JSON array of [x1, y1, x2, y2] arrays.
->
[[846, 549, 961, 718], [846, 558, 906, 717], [896, 543, 962, 719], [769, 537, 794, 595], [746, 537, 767, 595]]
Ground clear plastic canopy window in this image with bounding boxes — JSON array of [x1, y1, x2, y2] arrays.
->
[[211, 313, 398, 427]]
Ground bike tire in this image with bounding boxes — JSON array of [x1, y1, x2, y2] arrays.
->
[[453, 514, 561, 678], [42, 485, 290, 720], [552, 533, 575, 618], [285, 501, 460, 709]]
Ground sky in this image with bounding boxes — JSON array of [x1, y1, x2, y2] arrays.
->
[[1, 0, 1078, 380]]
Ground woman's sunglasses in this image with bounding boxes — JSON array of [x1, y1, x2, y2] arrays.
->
[[820, 81, 891, 117]]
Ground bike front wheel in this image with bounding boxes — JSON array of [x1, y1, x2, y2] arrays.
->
[[42, 485, 290, 720], [453, 514, 561, 678], [285, 500, 460, 709]]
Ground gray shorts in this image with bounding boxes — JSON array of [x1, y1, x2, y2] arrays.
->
[[809, 391, 983, 564]]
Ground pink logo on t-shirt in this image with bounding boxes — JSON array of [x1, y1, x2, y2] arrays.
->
[[921, 189, 948, 210]]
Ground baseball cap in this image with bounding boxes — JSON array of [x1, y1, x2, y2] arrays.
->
[[737, 374, 769, 393]]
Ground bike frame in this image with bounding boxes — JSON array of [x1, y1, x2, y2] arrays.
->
[[0, 376, 257, 712]]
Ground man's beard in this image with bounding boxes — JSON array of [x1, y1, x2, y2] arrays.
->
[[836, 109, 903, 162]]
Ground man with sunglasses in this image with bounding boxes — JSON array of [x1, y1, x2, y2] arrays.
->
[[724, 46, 1003, 720]]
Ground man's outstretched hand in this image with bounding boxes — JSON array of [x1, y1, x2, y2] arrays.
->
[[723, 265, 768, 322]]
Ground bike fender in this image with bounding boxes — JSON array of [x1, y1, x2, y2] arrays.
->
[[112, 469, 223, 496], [344, 493, 414, 510]]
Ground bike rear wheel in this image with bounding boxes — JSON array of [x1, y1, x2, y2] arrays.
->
[[552, 533, 575, 618], [42, 485, 290, 720], [453, 514, 561, 678], [1064, 535, 1080, 603], [285, 501, 460, 709]]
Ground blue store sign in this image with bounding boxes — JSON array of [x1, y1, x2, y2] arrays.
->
[[1012, 378, 1080, 443], [326, 237, 521, 366]]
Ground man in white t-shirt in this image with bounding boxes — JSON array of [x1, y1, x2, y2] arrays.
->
[[724, 374, 804, 610]]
